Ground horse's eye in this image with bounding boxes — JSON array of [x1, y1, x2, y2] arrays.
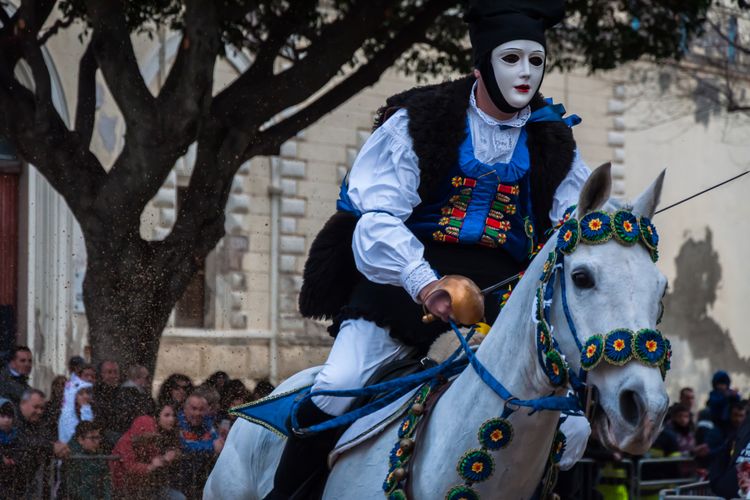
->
[[571, 270, 595, 289]]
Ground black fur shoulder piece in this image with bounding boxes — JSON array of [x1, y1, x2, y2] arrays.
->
[[374, 76, 476, 198], [298, 212, 361, 319]]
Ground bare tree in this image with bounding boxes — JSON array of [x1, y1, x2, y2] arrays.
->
[[0, 0, 715, 370]]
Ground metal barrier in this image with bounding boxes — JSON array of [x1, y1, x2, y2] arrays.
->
[[47, 454, 120, 500], [636, 456, 699, 498], [573, 456, 702, 499], [658, 480, 724, 499]]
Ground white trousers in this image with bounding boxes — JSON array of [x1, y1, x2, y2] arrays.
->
[[311, 318, 412, 416]]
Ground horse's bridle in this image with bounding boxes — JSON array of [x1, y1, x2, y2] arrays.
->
[[535, 205, 672, 417]]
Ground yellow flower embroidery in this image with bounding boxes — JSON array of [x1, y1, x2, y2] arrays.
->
[[613, 339, 626, 352], [646, 340, 658, 352], [588, 219, 602, 231]]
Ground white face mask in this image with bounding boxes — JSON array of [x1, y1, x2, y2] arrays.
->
[[490, 40, 546, 110]]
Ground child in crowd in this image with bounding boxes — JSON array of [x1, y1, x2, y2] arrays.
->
[[64, 421, 112, 500], [0, 398, 24, 496]]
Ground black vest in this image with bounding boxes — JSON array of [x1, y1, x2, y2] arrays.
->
[[299, 76, 577, 349]]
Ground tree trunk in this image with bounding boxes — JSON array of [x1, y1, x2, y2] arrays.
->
[[82, 231, 214, 374]]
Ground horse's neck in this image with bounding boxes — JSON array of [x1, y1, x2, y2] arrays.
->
[[450, 249, 557, 404], [412, 251, 563, 497]]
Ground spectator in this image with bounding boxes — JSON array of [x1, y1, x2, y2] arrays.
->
[[62, 355, 90, 421], [710, 408, 750, 498], [16, 388, 70, 495], [94, 360, 121, 451], [680, 387, 696, 418], [114, 365, 156, 433], [193, 384, 221, 420], [219, 379, 250, 427], [63, 421, 112, 500], [205, 371, 229, 394], [79, 363, 97, 384], [706, 399, 747, 458], [44, 374, 67, 440], [666, 403, 709, 474], [68, 355, 86, 377], [707, 370, 741, 427], [59, 383, 94, 443], [158, 373, 193, 408], [109, 407, 185, 499], [0, 397, 24, 496], [175, 393, 224, 499], [0, 345, 32, 404], [252, 378, 275, 401]]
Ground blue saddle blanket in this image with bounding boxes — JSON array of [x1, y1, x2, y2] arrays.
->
[[230, 385, 312, 438]]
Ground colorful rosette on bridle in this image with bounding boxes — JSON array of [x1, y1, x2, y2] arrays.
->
[[639, 216, 659, 262], [661, 338, 672, 379], [446, 486, 479, 500], [537, 320, 552, 352], [556, 220, 580, 254], [579, 211, 613, 244], [612, 211, 640, 245], [604, 329, 634, 366], [457, 449, 495, 483], [540, 251, 557, 283], [389, 441, 411, 468], [633, 329, 667, 367], [544, 349, 569, 386], [478, 418, 513, 451], [580, 335, 604, 371], [550, 430, 567, 464], [535, 287, 545, 322]]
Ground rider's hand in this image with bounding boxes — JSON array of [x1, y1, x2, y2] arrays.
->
[[419, 282, 452, 323]]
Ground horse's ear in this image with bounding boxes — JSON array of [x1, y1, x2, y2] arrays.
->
[[577, 163, 612, 216], [632, 169, 666, 219]]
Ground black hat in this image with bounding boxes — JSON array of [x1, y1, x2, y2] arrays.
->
[[466, 0, 565, 64]]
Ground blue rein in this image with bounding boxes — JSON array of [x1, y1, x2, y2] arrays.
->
[[292, 312, 582, 435]]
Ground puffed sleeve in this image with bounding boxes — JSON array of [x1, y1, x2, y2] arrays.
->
[[348, 109, 438, 302], [549, 150, 591, 224]]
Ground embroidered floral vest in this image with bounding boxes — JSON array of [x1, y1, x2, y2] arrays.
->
[[337, 101, 580, 264]]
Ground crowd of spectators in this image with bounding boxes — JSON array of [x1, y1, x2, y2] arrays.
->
[[556, 370, 750, 499], [0, 345, 274, 499]]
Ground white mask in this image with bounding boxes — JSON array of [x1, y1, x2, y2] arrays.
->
[[490, 40, 546, 110]]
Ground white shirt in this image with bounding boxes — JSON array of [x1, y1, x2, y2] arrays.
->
[[347, 86, 590, 302]]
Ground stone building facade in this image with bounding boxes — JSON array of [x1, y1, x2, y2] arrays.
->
[[4, 4, 748, 403]]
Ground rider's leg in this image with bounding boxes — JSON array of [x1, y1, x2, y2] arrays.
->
[[264, 319, 410, 499]]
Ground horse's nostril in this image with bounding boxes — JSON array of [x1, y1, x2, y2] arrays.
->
[[619, 389, 643, 427]]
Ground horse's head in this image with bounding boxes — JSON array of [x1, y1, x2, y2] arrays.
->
[[551, 164, 669, 455]]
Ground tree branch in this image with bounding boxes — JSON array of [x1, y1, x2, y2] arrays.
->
[[36, 14, 72, 46], [0, 65, 106, 220], [248, 0, 457, 159], [158, 0, 220, 139], [706, 17, 750, 56], [84, 0, 157, 127], [75, 42, 97, 147], [212, 0, 399, 128]]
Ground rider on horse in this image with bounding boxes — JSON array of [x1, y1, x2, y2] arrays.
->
[[266, 1, 591, 497]]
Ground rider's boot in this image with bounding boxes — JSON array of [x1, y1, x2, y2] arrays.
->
[[263, 398, 339, 500]]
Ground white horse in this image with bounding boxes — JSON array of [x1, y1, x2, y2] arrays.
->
[[205, 164, 670, 499]]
